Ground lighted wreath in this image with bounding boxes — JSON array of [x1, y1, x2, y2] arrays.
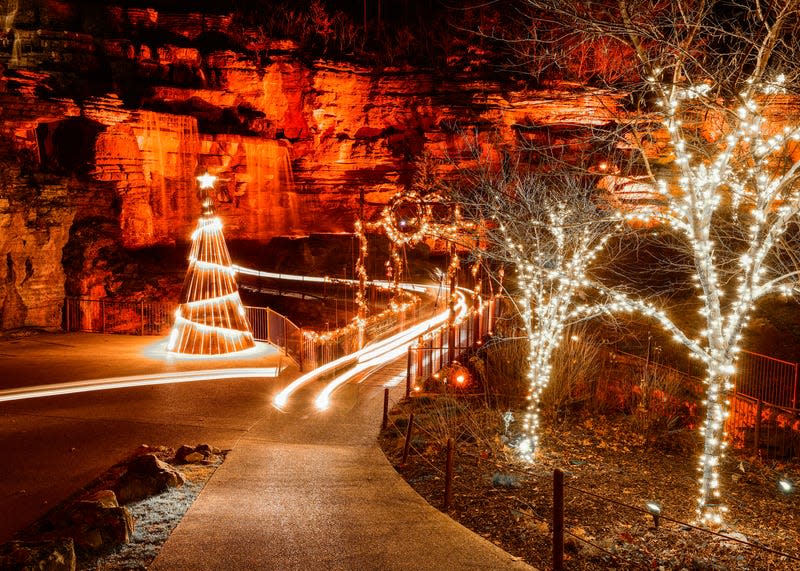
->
[[378, 190, 433, 247]]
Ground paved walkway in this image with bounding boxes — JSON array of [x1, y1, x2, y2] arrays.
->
[[0, 333, 533, 570], [151, 367, 532, 570]]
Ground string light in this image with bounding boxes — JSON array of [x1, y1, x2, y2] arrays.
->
[[483, 183, 619, 461], [350, 186, 479, 351], [167, 173, 255, 355], [611, 72, 800, 526]]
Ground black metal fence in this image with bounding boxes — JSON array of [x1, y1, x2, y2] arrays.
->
[[63, 297, 302, 364], [735, 350, 799, 409], [299, 301, 422, 371], [64, 298, 174, 336], [406, 298, 500, 393]]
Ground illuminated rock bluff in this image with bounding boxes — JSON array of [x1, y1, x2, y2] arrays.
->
[[0, 1, 629, 329]]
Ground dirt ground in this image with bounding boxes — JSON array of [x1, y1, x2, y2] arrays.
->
[[380, 397, 800, 571]]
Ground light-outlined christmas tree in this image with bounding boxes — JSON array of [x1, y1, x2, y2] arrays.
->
[[167, 172, 255, 355]]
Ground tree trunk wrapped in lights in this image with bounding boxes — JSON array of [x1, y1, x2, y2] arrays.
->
[[519, 0, 800, 526], [457, 165, 617, 460], [167, 173, 255, 355]]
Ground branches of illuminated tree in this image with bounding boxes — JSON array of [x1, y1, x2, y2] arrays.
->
[[455, 157, 620, 460], [516, 0, 800, 526]]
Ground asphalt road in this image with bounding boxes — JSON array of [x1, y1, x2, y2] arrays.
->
[[0, 334, 293, 542], [0, 333, 532, 570]]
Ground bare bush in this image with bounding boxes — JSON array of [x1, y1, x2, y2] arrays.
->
[[541, 324, 606, 422]]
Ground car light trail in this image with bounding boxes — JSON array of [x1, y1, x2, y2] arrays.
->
[[313, 291, 468, 410], [383, 371, 407, 388], [0, 367, 282, 403], [274, 289, 467, 410]]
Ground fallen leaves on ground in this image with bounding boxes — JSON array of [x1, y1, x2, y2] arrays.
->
[[381, 398, 800, 571]]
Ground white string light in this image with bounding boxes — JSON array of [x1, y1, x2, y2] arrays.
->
[[612, 72, 800, 526], [167, 173, 255, 355]]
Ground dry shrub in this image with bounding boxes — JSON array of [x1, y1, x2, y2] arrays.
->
[[386, 395, 515, 463], [541, 325, 606, 421], [470, 336, 529, 409], [625, 363, 700, 451]]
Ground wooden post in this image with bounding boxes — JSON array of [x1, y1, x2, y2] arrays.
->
[[792, 364, 798, 410], [101, 299, 105, 333], [553, 468, 564, 571], [141, 300, 145, 336], [754, 399, 763, 454], [444, 437, 455, 510], [382, 388, 389, 431], [401, 413, 415, 466], [406, 345, 413, 399]]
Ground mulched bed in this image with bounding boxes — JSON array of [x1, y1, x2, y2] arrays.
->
[[380, 396, 800, 570]]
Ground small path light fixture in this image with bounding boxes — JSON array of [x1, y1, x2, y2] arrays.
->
[[645, 501, 662, 528]]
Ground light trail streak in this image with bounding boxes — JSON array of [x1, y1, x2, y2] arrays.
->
[[0, 368, 282, 403], [313, 291, 468, 410], [273, 290, 466, 410], [270, 277, 446, 410], [382, 371, 407, 388], [0, 268, 473, 411], [233, 264, 430, 293]]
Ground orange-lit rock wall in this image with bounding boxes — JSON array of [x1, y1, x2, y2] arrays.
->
[[0, 1, 634, 330]]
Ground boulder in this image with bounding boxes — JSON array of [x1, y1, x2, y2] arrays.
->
[[62, 490, 134, 552], [0, 537, 76, 571], [175, 443, 221, 463], [175, 444, 207, 463], [195, 443, 220, 455], [116, 454, 185, 503]]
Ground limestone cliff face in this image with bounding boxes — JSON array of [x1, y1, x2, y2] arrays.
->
[[0, 1, 627, 330], [0, 166, 75, 330]]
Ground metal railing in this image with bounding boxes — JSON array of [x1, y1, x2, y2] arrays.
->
[[406, 298, 500, 395], [735, 350, 798, 409], [63, 297, 302, 364], [727, 393, 800, 459], [64, 298, 174, 336], [299, 300, 422, 371], [726, 350, 800, 459], [244, 305, 302, 364]]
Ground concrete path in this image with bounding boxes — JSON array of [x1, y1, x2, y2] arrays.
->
[[0, 333, 533, 570], [151, 369, 532, 570]]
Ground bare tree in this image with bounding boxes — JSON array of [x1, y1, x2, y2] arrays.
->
[[516, 0, 800, 526], [455, 158, 618, 459]]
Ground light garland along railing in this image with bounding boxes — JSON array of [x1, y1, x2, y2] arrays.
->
[[299, 293, 421, 372], [232, 264, 433, 371]]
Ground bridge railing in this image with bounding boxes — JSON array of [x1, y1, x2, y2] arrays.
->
[[299, 299, 422, 371]]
